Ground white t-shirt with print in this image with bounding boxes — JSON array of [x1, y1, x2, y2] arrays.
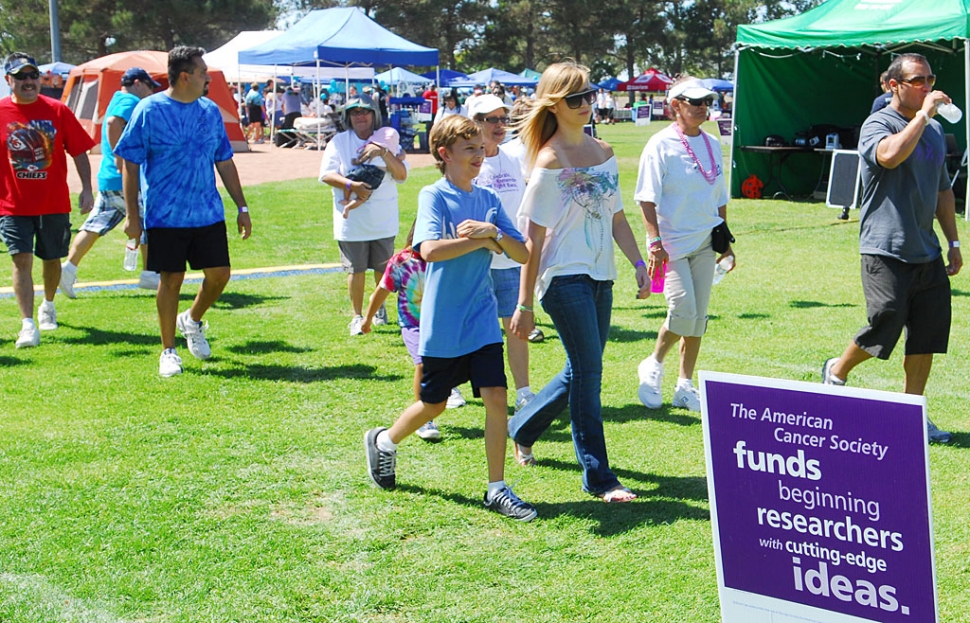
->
[[475, 149, 527, 269]]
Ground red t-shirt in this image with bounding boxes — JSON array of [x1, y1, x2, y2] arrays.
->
[[423, 89, 439, 116], [0, 95, 95, 216]]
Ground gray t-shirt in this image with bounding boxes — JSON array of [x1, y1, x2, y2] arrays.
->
[[858, 106, 950, 263]]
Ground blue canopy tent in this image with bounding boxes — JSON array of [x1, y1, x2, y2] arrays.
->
[[447, 68, 537, 87], [598, 77, 622, 91], [421, 69, 469, 85], [238, 7, 439, 67], [701, 78, 734, 92]]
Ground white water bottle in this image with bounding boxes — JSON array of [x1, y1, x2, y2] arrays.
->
[[124, 239, 139, 271], [936, 102, 962, 124], [712, 255, 735, 285]]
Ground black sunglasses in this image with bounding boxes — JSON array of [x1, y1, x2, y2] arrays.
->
[[11, 70, 40, 81], [482, 115, 510, 124], [564, 88, 596, 109], [676, 95, 715, 107]]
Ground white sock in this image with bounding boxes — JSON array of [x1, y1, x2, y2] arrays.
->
[[376, 430, 397, 452], [516, 386, 532, 400], [677, 377, 693, 389], [22, 318, 35, 329], [39, 299, 54, 310], [487, 480, 506, 497], [64, 261, 77, 271]]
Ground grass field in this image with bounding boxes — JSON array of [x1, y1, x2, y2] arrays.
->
[[1, 121, 969, 622]]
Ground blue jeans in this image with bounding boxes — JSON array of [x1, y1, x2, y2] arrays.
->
[[507, 274, 620, 494]]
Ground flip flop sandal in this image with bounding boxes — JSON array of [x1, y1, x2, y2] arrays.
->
[[514, 443, 537, 466], [596, 486, 637, 503]]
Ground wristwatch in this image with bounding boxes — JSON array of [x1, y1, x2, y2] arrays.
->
[[949, 240, 960, 249], [494, 229, 504, 243]]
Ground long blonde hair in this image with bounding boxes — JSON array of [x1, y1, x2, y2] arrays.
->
[[517, 61, 590, 170]]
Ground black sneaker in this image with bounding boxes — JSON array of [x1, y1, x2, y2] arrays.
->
[[484, 486, 537, 522], [527, 328, 545, 343], [364, 427, 396, 489]]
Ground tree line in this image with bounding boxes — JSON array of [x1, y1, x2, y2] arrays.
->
[[1, 0, 823, 81]]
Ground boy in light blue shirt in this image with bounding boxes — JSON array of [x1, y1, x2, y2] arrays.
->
[[364, 115, 537, 521]]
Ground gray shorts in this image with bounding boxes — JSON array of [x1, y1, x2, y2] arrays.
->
[[854, 254, 951, 358], [0, 213, 71, 259], [338, 237, 394, 273]]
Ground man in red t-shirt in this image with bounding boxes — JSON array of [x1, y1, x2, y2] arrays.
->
[[422, 84, 438, 116], [0, 52, 95, 349]]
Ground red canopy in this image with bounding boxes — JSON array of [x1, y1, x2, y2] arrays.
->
[[618, 68, 673, 92]]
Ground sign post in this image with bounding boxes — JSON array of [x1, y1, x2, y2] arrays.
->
[[700, 372, 938, 623]]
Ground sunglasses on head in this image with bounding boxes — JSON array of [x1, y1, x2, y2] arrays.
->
[[676, 95, 715, 107], [899, 74, 936, 88], [482, 115, 510, 124], [564, 88, 596, 109], [11, 70, 40, 81]]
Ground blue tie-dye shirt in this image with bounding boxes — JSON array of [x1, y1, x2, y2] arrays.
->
[[114, 93, 233, 229]]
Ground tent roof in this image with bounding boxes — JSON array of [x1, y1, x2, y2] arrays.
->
[[376, 67, 429, 84], [204, 30, 374, 81], [421, 69, 468, 83], [737, 0, 970, 50], [39, 61, 75, 76], [618, 69, 672, 91], [238, 7, 439, 67], [447, 68, 537, 87]]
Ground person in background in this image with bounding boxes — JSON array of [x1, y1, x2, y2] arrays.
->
[[634, 77, 733, 412], [363, 115, 535, 521], [422, 83, 439, 117], [507, 61, 649, 502], [244, 82, 264, 144], [0, 52, 95, 348], [433, 89, 466, 126], [469, 94, 536, 412], [319, 95, 408, 336], [60, 67, 161, 297], [871, 70, 892, 114], [115, 46, 253, 377], [822, 53, 959, 445]]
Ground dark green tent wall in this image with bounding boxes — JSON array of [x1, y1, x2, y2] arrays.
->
[[731, 0, 970, 199]]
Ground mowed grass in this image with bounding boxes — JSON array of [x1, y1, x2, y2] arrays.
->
[[1, 122, 969, 622]]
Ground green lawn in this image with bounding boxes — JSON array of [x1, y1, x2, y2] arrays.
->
[[1, 121, 968, 622]]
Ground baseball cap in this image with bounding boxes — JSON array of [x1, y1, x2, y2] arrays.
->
[[666, 80, 717, 103], [121, 67, 161, 88], [4, 53, 39, 76], [369, 127, 401, 155], [468, 94, 510, 119]]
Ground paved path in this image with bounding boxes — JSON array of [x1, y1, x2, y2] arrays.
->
[[67, 141, 436, 193]]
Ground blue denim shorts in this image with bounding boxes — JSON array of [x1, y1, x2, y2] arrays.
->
[[491, 266, 520, 318], [420, 342, 506, 404]]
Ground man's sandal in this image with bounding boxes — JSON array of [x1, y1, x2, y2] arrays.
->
[[514, 443, 537, 466], [596, 486, 637, 503]]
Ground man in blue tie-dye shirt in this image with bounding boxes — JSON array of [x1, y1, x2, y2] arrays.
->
[[115, 46, 253, 378]]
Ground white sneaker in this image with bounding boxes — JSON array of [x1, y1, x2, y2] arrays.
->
[[159, 349, 183, 377], [415, 421, 441, 441], [349, 315, 364, 336], [15, 323, 40, 348], [637, 356, 663, 409], [38, 302, 57, 331], [138, 271, 160, 291], [515, 390, 536, 412], [672, 382, 701, 412], [59, 262, 78, 299], [446, 387, 466, 409], [373, 304, 388, 326], [176, 310, 211, 360]]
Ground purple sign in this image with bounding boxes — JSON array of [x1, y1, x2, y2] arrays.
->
[[701, 373, 937, 623]]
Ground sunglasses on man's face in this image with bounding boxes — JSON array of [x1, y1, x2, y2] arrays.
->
[[482, 115, 510, 125], [564, 88, 596, 109], [677, 96, 715, 107], [899, 74, 936, 88], [11, 70, 40, 81]]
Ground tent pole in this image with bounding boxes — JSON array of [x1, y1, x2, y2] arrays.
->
[[965, 39, 969, 221], [729, 47, 740, 195]]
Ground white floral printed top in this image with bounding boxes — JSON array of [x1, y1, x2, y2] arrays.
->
[[521, 156, 623, 299]]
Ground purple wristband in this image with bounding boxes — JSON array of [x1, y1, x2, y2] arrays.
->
[[635, 259, 647, 269]]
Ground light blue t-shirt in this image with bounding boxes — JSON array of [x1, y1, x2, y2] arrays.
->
[[414, 177, 525, 358], [97, 90, 140, 192], [114, 93, 233, 229]]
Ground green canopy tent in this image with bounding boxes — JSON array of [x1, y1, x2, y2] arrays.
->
[[731, 0, 970, 204]]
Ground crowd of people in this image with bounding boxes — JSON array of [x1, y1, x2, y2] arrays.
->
[[1, 48, 959, 522]]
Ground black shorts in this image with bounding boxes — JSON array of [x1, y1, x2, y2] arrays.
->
[[147, 221, 230, 273], [247, 104, 264, 126], [420, 343, 506, 404], [0, 213, 70, 259], [853, 254, 951, 359]]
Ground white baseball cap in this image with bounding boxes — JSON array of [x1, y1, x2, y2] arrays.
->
[[468, 94, 511, 119], [666, 80, 717, 103]]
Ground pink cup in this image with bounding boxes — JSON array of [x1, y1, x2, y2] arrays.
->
[[650, 262, 666, 294]]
